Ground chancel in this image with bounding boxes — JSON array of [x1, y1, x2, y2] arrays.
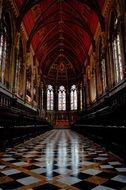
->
[[0, 0, 126, 189]]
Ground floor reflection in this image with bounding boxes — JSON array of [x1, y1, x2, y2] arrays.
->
[[0, 129, 126, 190], [71, 138, 80, 176], [44, 130, 84, 178], [45, 143, 54, 179]]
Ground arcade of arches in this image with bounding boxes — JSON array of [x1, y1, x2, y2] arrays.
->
[[0, 0, 126, 167]]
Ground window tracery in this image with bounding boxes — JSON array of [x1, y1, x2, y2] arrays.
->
[[16, 36, 24, 97], [99, 37, 107, 93], [0, 22, 10, 88], [58, 85, 66, 111], [110, 12, 123, 83], [47, 85, 54, 110], [70, 85, 77, 110]]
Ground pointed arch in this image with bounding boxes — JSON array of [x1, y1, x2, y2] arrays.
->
[[0, 11, 12, 89], [58, 85, 66, 111], [47, 85, 54, 110], [70, 85, 77, 110]]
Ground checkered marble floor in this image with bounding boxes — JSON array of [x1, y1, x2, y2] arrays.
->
[[0, 129, 126, 190]]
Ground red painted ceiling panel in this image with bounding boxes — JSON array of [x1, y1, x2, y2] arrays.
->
[[15, 0, 105, 84]]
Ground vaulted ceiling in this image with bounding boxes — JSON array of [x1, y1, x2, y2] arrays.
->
[[14, 0, 105, 85]]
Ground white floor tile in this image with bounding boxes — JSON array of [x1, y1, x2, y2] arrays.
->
[[58, 176, 81, 185], [17, 176, 40, 185], [94, 157, 108, 161], [83, 169, 102, 175], [111, 175, 126, 183], [31, 168, 46, 174], [108, 161, 122, 165], [100, 165, 113, 169], [1, 157, 15, 161], [13, 161, 26, 166], [2, 169, 21, 175], [0, 165, 6, 170], [92, 185, 116, 190], [115, 167, 126, 172], [54, 168, 70, 174], [82, 161, 94, 166]]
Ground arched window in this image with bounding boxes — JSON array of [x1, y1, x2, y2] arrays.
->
[[70, 85, 77, 110], [110, 11, 123, 83], [47, 85, 54, 110], [99, 37, 107, 93], [0, 15, 11, 89], [33, 68, 37, 103], [58, 86, 66, 110], [0, 26, 7, 84], [16, 36, 24, 98], [26, 66, 32, 103]]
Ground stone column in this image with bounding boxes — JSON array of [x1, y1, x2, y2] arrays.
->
[[77, 84, 80, 111], [24, 52, 30, 102], [66, 85, 70, 124], [38, 81, 43, 117], [92, 52, 99, 99], [31, 68, 34, 107], [54, 85, 58, 111], [81, 74, 86, 111], [36, 74, 40, 108], [80, 83, 82, 110], [22, 60, 27, 101], [43, 84, 47, 111], [66, 86, 70, 111]]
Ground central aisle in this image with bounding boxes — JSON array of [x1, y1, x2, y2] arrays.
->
[[0, 129, 126, 190]]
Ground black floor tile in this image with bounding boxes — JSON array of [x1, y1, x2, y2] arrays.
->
[[96, 171, 116, 179], [0, 172, 5, 177], [33, 183, 60, 190], [23, 165, 40, 170], [9, 172, 30, 179], [72, 180, 96, 190], [0, 181, 23, 190], [71, 172, 91, 180], [102, 180, 126, 189], [42, 171, 60, 177]]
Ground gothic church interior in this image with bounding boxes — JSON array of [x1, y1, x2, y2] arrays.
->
[[0, 0, 126, 189]]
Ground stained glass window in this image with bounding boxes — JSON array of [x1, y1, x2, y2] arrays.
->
[[16, 36, 24, 97], [99, 37, 107, 92], [47, 85, 54, 110], [0, 13, 11, 90], [26, 66, 32, 102], [0, 25, 7, 85], [58, 86, 66, 110], [70, 85, 77, 110], [110, 14, 123, 83]]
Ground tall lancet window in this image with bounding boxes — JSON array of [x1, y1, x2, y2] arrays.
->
[[70, 85, 77, 110], [47, 85, 54, 110], [0, 17, 11, 89], [0, 26, 7, 84], [16, 36, 24, 98], [110, 11, 124, 83], [99, 37, 107, 93], [58, 86, 66, 110]]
